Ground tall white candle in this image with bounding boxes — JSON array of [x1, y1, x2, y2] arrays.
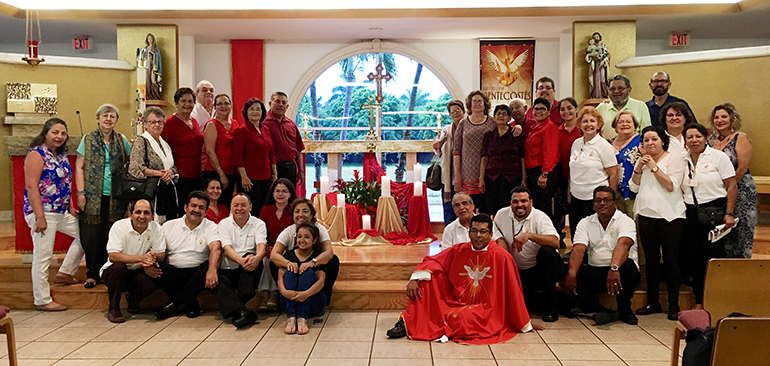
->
[[381, 176, 391, 197], [413, 163, 422, 182], [320, 176, 329, 194], [337, 193, 345, 208], [362, 214, 371, 230], [414, 181, 423, 196]]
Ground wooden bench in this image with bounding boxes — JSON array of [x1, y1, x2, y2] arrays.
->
[[670, 259, 770, 365], [756, 176, 770, 212], [711, 317, 770, 366], [0, 315, 17, 366]]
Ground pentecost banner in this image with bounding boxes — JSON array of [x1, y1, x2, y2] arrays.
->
[[479, 39, 535, 108]]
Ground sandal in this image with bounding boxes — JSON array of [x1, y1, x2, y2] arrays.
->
[[84, 278, 98, 289], [54, 273, 80, 285]]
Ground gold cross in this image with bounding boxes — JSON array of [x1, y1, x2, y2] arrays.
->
[[367, 64, 392, 104], [361, 96, 379, 141]]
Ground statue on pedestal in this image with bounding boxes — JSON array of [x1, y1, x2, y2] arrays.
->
[[137, 33, 163, 100], [586, 32, 610, 99]]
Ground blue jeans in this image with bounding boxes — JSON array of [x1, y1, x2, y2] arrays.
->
[[283, 269, 327, 319]]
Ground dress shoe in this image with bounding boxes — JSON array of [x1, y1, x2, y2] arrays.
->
[[593, 310, 619, 325], [108, 309, 126, 323], [126, 294, 142, 314], [154, 302, 176, 320], [84, 278, 98, 289], [620, 313, 639, 325], [635, 303, 663, 316], [387, 318, 407, 338], [186, 301, 201, 318], [53, 273, 80, 285], [232, 309, 259, 328], [668, 305, 680, 321], [542, 313, 559, 322]]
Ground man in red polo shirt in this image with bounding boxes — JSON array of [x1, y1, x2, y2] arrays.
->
[[262, 92, 305, 187]]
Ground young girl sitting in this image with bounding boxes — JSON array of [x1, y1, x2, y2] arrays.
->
[[278, 222, 327, 334]]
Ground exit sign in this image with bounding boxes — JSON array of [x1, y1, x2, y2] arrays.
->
[[670, 34, 689, 46], [73, 37, 91, 50]]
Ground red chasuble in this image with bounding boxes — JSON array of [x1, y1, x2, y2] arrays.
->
[[402, 241, 532, 344]]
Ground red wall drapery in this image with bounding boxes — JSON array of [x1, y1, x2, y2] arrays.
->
[[230, 40, 265, 126]]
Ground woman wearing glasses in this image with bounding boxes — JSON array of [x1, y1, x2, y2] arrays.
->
[[434, 100, 465, 225], [453, 91, 495, 212], [523, 97, 560, 222], [203, 94, 238, 208]]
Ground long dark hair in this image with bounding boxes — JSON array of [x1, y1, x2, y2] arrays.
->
[[30, 118, 69, 155], [296, 222, 322, 253], [264, 178, 297, 207]]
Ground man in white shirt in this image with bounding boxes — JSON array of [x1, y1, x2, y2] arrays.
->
[[219, 193, 267, 305], [191, 80, 215, 132], [440, 193, 475, 251], [100, 199, 166, 323], [493, 187, 563, 322], [561, 186, 640, 325], [155, 191, 258, 328]]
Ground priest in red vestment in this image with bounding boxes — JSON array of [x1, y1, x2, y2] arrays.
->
[[387, 214, 533, 344]]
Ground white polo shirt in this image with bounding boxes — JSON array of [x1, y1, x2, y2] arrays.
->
[[276, 222, 331, 253], [441, 218, 470, 251], [218, 215, 267, 270], [681, 146, 735, 205], [100, 218, 166, 276], [162, 216, 220, 268], [492, 206, 559, 270], [573, 210, 639, 270], [569, 135, 619, 200]]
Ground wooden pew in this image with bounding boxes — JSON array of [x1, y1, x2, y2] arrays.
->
[[711, 317, 770, 366], [0, 315, 17, 366]]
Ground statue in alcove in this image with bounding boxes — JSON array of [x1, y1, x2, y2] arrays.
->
[[137, 33, 163, 100], [586, 32, 610, 99]]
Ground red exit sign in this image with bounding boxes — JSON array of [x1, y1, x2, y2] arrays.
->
[[73, 37, 91, 50], [670, 33, 689, 46]]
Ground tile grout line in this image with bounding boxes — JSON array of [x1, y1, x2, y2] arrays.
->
[[303, 307, 331, 366], [577, 317, 631, 366], [240, 311, 281, 366]]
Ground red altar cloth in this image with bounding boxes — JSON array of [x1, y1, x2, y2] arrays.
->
[[321, 193, 362, 238], [13, 156, 77, 253], [384, 190, 436, 245], [402, 242, 532, 344]]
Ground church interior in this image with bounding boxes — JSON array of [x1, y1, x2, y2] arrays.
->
[[1, 0, 770, 365]]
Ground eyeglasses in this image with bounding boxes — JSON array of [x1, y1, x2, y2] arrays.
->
[[274, 190, 291, 194], [650, 80, 670, 84], [593, 198, 615, 204], [537, 86, 554, 91], [471, 100, 484, 104], [145, 120, 164, 125], [609, 87, 628, 92], [533, 107, 548, 112], [469, 229, 491, 235], [215, 102, 231, 106]]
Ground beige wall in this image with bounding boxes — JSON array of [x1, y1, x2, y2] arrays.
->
[[621, 55, 770, 176], [0, 63, 134, 211], [573, 21, 636, 102]]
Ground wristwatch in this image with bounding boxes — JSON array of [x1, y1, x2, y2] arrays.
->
[[610, 264, 619, 272], [541, 172, 549, 178], [725, 212, 735, 217], [651, 166, 659, 173]]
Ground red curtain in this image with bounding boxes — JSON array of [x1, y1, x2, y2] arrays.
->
[[230, 40, 264, 126]]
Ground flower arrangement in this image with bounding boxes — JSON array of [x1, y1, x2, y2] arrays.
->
[[332, 170, 380, 216]]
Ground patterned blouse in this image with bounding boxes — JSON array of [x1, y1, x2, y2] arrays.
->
[[613, 135, 641, 200], [23, 145, 73, 216]]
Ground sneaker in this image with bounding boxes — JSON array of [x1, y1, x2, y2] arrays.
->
[[386, 318, 407, 338], [593, 310, 620, 325]]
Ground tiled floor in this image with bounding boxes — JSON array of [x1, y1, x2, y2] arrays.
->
[[2, 308, 683, 366]]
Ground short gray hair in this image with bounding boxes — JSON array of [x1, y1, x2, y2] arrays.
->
[[96, 104, 119, 119], [451, 192, 473, 206], [509, 98, 526, 109], [196, 80, 214, 94], [608, 74, 631, 88], [142, 106, 165, 122]]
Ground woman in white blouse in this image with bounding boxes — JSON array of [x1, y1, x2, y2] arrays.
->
[[630, 126, 686, 321], [568, 106, 618, 240], [681, 123, 736, 309], [660, 102, 694, 160]]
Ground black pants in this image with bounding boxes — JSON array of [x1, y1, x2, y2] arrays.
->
[[518, 246, 565, 314], [569, 196, 595, 242], [484, 176, 521, 216], [554, 178, 570, 241], [203, 171, 239, 209], [239, 178, 271, 217], [156, 261, 244, 318], [271, 254, 340, 306], [573, 258, 640, 315], [102, 262, 157, 312], [683, 200, 727, 304], [526, 166, 559, 223], [276, 161, 298, 187], [218, 260, 263, 305], [79, 195, 113, 280], [638, 215, 684, 308], [176, 176, 202, 216]]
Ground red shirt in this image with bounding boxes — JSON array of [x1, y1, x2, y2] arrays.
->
[[203, 118, 237, 175], [205, 203, 229, 224], [259, 204, 293, 245], [262, 112, 305, 163], [558, 123, 582, 178], [524, 118, 560, 172], [232, 122, 276, 180], [524, 103, 561, 139], [162, 114, 204, 178]]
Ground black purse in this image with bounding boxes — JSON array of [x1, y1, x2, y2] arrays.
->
[[425, 155, 442, 191], [117, 136, 160, 201], [687, 160, 725, 227]]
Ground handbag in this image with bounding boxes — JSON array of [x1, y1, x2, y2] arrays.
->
[[686, 161, 725, 227], [425, 155, 442, 191], [116, 136, 160, 201]]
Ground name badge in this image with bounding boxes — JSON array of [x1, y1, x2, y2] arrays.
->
[[688, 178, 699, 187]]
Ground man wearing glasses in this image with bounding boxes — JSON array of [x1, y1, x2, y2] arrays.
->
[[522, 77, 561, 137], [560, 186, 640, 325], [597, 74, 652, 138], [645, 71, 697, 127]]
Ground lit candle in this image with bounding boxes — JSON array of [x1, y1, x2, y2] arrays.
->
[[337, 193, 345, 208], [381, 176, 391, 197], [414, 181, 423, 196], [437, 114, 442, 130], [414, 163, 422, 182], [362, 214, 371, 230], [320, 176, 329, 194]]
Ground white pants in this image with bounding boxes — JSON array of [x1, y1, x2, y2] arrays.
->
[[25, 212, 82, 305]]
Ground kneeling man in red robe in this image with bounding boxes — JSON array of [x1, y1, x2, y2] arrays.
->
[[387, 213, 533, 344]]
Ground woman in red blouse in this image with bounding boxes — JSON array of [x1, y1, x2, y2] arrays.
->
[[524, 97, 560, 221], [233, 97, 277, 216], [162, 87, 204, 216], [258, 178, 297, 311], [204, 178, 229, 223], [203, 94, 238, 208]]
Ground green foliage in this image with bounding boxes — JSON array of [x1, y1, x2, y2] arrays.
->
[[332, 170, 381, 215]]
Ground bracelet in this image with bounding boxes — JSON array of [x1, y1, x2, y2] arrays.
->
[[633, 170, 642, 175], [216, 167, 223, 172], [725, 212, 735, 217], [76, 190, 85, 195]]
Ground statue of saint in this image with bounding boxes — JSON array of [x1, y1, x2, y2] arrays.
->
[[137, 33, 163, 100], [586, 32, 610, 99]]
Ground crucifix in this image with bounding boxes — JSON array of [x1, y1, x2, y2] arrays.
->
[[367, 63, 391, 104], [361, 96, 379, 141]]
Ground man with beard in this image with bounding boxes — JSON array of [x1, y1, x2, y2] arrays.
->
[[645, 71, 697, 127], [191, 80, 215, 133], [597, 74, 652, 139]]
